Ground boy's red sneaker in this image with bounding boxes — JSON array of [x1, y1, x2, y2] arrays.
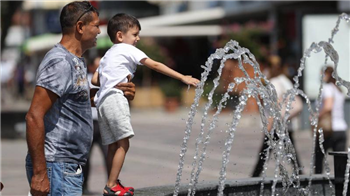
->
[[103, 184, 132, 196], [117, 179, 134, 193]]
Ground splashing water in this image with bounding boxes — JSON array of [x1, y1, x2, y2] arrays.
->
[[343, 148, 350, 196], [174, 13, 350, 196]]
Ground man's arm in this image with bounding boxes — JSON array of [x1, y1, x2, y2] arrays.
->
[[26, 86, 58, 196], [90, 75, 136, 105]]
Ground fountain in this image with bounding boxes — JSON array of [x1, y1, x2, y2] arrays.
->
[[136, 13, 350, 196]]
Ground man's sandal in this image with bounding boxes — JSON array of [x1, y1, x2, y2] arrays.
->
[[103, 185, 133, 196]]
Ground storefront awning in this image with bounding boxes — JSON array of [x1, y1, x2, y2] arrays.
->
[[22, 33, 61, 54], [23, 7, 225, 53], [23, 24, 222, 53], [138, 7, 225, 26]]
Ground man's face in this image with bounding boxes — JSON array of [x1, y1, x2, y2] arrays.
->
[[81, 12, 101, 49], [121, 26, 140, 46]]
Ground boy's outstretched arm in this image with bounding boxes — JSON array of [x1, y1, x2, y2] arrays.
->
[[140, 58, 200, 86]]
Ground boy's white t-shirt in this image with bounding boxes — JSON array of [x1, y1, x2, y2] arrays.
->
[[94, 43, 148, 107]]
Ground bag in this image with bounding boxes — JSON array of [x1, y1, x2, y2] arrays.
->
[[318, 112, 332, 136]]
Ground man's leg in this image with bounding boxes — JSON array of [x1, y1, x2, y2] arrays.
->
[[60, 163, 84, 196], [26, 157, 83, 196]]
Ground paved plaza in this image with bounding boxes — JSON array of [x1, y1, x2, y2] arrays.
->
[[0, 108, 341, 195]]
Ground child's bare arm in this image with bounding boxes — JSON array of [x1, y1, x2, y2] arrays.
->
[[140, 58, 200, 86], [91, 71, 100, 86]]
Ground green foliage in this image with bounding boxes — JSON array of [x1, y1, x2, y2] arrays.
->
[[218, 26, 269, 60], [133, 38, 173, 86], [202, 80, 224, 107], [159, 79, 182, 99], [137, 38, 168, 63]]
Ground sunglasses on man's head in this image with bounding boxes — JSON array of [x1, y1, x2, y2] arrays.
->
[[76, 2, 93, 23]]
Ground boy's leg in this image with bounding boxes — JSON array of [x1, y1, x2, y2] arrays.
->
[[107, 138, 130, 187], [106, 142, 117, 179]]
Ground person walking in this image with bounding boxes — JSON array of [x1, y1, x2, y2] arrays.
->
[[314, 66, 348, 174], [251, 55, 303, 177]]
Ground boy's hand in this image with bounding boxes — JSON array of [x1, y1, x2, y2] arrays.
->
[[181, 75, 200, 87]]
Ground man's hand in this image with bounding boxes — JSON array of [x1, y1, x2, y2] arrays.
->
[[115, 75, 136, 101], [30, 171, 50, 196]]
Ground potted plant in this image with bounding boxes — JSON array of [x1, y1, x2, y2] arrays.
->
[[159, 79, 182, 112]]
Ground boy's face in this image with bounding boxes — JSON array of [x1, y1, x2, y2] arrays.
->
[[120, 26, 140, 46]]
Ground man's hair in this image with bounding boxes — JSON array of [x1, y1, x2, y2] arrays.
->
[[107, 13, 141, 43], [60, 1, 99, 34]]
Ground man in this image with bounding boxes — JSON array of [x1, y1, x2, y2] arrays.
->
[[25, 2, 135, 195]]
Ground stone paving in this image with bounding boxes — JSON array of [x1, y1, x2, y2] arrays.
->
[[0, 108, 343, 196]]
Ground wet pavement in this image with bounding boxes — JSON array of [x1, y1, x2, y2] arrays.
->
[[0, 108, 341, 195]]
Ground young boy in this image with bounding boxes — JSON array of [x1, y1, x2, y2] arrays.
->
[[92, 13, 200, 196]]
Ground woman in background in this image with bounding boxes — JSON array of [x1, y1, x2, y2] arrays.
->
[[315, 66, 348, 174]]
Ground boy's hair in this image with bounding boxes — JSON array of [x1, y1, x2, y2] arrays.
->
[[60, 1, 99, 34], [107, 13, 141, 43]]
